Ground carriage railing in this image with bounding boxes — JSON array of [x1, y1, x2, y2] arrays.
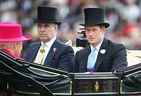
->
[[68, 72, 120, 96], [1, 50, 141, 96]]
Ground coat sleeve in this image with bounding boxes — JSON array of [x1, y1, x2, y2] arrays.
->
[[73, 51, 79, 73], [112, 44, 128, 72], [58, 46, 74, 72], [22, 43, 38, 63]]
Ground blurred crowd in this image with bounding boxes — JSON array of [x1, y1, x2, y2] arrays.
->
[[1, 0, 141, 49]]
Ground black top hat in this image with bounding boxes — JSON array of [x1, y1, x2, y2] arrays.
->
[[82, 8, 110, 28], [37, 6, 60, 24]]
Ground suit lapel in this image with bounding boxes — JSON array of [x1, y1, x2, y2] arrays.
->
[[95, 39, 108, 71], [32, 43, 40, 62], [81, 47, 91, 72], [44, 41, 58, 66]]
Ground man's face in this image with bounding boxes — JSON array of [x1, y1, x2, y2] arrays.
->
[[38, 23, 57, 42], [85, 25, 106, 46]]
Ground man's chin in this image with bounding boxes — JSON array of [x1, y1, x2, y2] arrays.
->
[[89, 41, 96, 44], [89, 41, 99, 46], [40, 39, 50, 42]]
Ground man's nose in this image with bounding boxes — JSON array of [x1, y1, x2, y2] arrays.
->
[[88, 30, 94, 35], [40, 26, 46, 32]]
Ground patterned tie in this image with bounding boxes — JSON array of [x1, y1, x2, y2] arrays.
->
[[39, 47, 46, 65], [87, 48, 97, 71]]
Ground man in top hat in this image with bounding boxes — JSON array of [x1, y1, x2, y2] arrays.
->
[[0, 23, 30, 59], [23, 6, 74, 72], [74, 8, 127, 72]]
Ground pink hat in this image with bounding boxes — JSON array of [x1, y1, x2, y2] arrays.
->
[[0, 23, 31, 42]]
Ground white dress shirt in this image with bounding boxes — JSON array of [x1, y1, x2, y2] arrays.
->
[[34, 37, 56, 65]]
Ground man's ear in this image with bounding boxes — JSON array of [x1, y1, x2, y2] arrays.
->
[[53, 24, 57, 30], [101, 26, 106, 32]]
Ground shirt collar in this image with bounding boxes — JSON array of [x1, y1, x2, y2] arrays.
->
[[41, 36, 56, 47], [90, 38, 104, 52]]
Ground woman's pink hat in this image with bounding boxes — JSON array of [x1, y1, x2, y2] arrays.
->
[[0, 23, 31, 42]]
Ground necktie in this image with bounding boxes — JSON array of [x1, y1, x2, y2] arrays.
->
[[87, 48, 97, 71], [39, 46, 46, 65]]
